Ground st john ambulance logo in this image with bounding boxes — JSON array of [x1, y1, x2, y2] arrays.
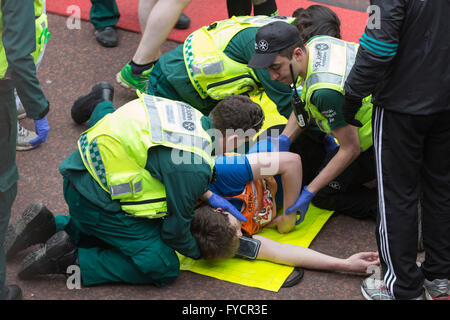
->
[[182, 121, 196, 131], [315, 43, 329, 51], [258, 40, 269, 52]]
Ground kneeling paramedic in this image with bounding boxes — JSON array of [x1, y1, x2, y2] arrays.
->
[[0, 0, 50, 300], [5, 82, 264, 287], [248, 22, 377, 224]]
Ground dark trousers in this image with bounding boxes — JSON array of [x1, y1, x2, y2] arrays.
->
[[266, 125, 378, 219], [311, 146, 378, 220], [90, 0, 120, 29], [291, 127, 377, 219], [226, 0, 278, 17], [373, 106, 450, 299], [0, 183, 17, 299], [0, 82, 19, 300]]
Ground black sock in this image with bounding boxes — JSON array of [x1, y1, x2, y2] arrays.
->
[[130, 60, 157, 75]]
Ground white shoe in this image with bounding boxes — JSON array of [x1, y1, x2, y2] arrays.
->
[[361, 277, 394, 300], [16, 123, 37, 151], [361, 276, 423, 300], [424, 278, 449, 300]]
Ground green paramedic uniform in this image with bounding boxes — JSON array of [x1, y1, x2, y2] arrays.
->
[[148, 16, 294, 118], [299, 36, 377, 219], [56, 97, 215, 287], [0, 0, 49, 299], [301, 35, 373, 151], [89, 0, 120, 30]]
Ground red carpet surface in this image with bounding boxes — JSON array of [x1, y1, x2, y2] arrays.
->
[[47, 0, 368, 43]]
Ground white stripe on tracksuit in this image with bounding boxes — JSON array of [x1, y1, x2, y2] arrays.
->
[[373, 106, 397, 298]]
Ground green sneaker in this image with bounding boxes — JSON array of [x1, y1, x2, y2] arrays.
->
[[116, 62, 153, 92]]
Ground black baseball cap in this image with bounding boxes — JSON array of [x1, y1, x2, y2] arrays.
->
[[248, 21, 302, 69]]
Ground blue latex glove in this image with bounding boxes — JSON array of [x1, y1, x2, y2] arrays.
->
[[285, 186, 316, 225], [268, 134, 291, 152], [248, 134, 291, 154], [207, 192, 247, 222], [324, 134, 339, 154], [29, 116, 50, 147]]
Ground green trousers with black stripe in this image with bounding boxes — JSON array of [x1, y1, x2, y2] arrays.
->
[[55, 101, 179, 287]]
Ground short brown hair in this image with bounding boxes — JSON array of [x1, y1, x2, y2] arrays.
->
[[278, 39, 306, 60], [209, 95, 264, 135], [191, 205, 240, 260], [292, 5, 341, 42]]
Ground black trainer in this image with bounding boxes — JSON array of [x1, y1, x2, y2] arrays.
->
[[3, 285, 23, 300], [4, 203, 56, 260], [175, 13, 191, 29], [71, 81, 114, 124], [94, 26, 118, 47], [18, 231, 78, 280]]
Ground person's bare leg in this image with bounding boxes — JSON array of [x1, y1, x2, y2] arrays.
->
[[133, 0, 192, 64], [138, 0, 157, 33]]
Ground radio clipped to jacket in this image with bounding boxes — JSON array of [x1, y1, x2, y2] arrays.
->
[[291, 85, 311, 128], [289, 64, 310, 129]]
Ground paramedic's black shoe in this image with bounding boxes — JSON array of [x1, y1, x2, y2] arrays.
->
[[71, 81, 114, 124], [4, 203, 56, 260], [281, 267, 304, 288], [18, 231, 78, 280], [94, 26, 118, 47], [175, 13, 190, 29], [2, 285, 23, 300]]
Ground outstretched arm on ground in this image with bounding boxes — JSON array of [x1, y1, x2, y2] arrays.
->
[[253, 235, 379, 274]]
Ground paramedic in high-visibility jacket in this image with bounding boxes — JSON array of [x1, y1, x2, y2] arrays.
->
[[0, 0, 50, 300], [248, 21, 377, 226], [5, 82, 264, 288]]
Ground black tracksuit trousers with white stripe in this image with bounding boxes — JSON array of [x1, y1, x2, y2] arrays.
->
[[373, 106, 450, 299]]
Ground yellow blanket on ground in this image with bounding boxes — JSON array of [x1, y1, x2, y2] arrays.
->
[[177, 205, 333, 292]]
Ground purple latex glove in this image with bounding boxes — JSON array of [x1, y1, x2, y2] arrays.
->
[[285, 186, 316, 225], [29, 116, 50, 147], [207, 192, 247, 222], [267, 134, 291, 152]]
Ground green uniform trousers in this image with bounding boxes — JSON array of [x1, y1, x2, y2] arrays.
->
[[0, 183, 17, 299], [0, 82, 19, 300], [89, 0, 120, 29], [56, 101, 179, 287], [147, 62, 183, 104]]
